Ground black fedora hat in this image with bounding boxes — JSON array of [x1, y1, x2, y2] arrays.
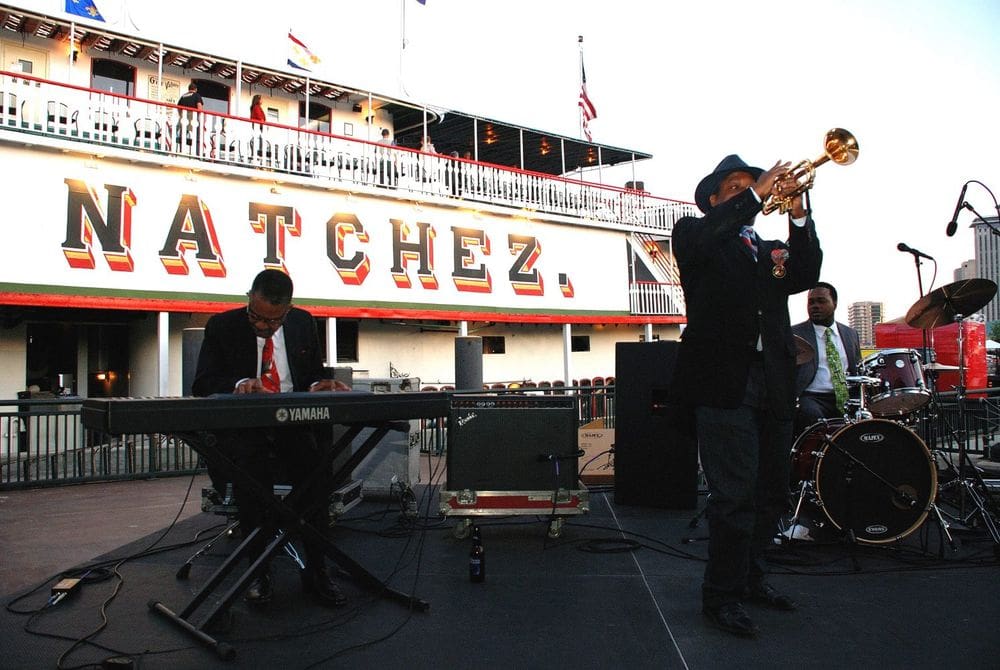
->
[[694, 154, 763, 213]]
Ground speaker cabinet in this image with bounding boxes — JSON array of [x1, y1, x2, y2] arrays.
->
[[447, 395, 578, 491], [614, 341, 698, 509]]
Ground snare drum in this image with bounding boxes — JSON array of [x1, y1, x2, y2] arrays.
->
[[862, 348, 930, 417]]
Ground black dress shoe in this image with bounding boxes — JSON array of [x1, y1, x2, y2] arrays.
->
[[245, 570, 273, 605], [301, 567, 347, 607], [745, 581, 797, 611], [703, 602, 759, 638]]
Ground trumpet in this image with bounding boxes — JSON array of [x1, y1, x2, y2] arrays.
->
[[762, 128, 859, 215]]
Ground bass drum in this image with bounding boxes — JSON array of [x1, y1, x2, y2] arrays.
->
[[812, 419, 937, 544], [790, 418, 847, 485]]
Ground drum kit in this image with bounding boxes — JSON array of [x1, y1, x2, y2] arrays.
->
[[786, 278, 1000, 554]]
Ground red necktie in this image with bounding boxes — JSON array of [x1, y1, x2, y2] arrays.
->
[[260, 337, 281, 392]]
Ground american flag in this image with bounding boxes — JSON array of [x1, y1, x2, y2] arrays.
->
[[578, 42, 597, 142]]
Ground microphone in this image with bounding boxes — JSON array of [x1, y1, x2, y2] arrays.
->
[[897, 242, 934, 261], [946, 183, 969, 237]]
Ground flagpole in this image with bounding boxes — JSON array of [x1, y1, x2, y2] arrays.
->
[[399, 0, 409, 97], [578, 36, 585, 141], [68, 22, 75, 85]]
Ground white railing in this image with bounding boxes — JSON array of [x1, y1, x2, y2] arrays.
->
[[629, 281, 685, 315], [0, 72, 691, 234]]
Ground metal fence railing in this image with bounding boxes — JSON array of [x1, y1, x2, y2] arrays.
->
[[7, 387, 994, 490], [1, 397, 201, 490]]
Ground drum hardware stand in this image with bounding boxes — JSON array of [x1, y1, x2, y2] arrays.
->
[[681, 503, 709, 544], [935, 314, 1000, 555], [839, 457, 862, 571], [783, 478, 823, 544]]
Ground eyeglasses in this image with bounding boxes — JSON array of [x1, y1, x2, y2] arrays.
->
[[246, 303, 290, 327]]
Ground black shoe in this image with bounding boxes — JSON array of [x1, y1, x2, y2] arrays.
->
[[245, 570, 273, 605], [703, 602, 759, 638], [301, 566, 347, 607], [745, 581, 797, 611]]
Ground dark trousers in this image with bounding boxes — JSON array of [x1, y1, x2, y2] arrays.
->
[[795, 391, 840, 437], [216, 427, 333, 570], [696, 365, 792, 609]]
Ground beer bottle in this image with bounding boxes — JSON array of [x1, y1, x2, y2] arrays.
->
[[469, 525, 485, 583]]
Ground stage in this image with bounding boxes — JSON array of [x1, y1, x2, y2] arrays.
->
[[1, 466, 998, 670]]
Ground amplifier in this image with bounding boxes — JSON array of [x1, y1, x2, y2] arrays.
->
[[447, 395, 578, 491]]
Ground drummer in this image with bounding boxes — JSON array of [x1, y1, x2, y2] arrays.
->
[[791, 282, 863, 436]]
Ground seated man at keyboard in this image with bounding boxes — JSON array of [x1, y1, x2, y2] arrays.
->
[[192, 269, 350, 607]]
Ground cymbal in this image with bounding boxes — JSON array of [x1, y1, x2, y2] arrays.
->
[[794, 335, 815, 365], [904, 278, 998, 329], [923, 361, 960, 371]]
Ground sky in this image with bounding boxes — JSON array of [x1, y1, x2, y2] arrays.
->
[[30, 0, 1000, 323]]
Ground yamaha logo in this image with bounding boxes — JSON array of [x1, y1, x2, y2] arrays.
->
[[859, 432, 884, 443], [275, 408, 289, 423], [865, 524, 889, 535]]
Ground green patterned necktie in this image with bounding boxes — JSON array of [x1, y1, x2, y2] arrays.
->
[[825, 327, 848, 414]]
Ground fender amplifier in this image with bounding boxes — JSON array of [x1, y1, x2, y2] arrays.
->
[[447, 395, 578, 491]]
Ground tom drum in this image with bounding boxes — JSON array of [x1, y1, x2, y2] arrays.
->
[[862, 348, 931, 417]]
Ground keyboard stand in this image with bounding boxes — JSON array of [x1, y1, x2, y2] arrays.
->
[[149, 421, 427, 661]]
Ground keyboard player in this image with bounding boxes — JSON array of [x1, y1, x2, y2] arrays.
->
[[192, 269, 350, 608]]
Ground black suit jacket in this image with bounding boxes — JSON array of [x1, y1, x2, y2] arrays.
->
[[192, 306, 326, 396], [669, 189, 822, 419], [791, 320, 862, 397]]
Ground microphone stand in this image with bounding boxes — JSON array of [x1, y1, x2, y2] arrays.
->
[[905, 249, 936, 379], [965, 202, 1000, 237]]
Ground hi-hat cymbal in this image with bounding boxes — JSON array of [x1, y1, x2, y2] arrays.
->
[[904, 278, 998, 329], [793, 335, 815, 366]]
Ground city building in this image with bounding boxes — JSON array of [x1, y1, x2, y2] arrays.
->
[[954, 258, 977, 281], [973, 217, 1000, 325], [848, 301, 883, 349]]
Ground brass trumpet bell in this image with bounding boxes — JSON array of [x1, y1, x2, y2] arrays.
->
[[762, 128, 859, 215]]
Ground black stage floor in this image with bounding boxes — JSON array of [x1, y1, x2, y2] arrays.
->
[[2, 475, 998, 670]]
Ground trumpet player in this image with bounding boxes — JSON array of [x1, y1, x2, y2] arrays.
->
[[669, 154, 822, 637]]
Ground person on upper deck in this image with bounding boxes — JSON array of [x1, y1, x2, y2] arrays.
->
[[175, 82, 204, 153], [250, 94, 266, 130], [669, 153, 822, 638], [177, 82, 203, 111]]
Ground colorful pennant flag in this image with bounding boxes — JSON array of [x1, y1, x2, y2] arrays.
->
[[65, 0, 105, 22], [287, 31, 321, 72]]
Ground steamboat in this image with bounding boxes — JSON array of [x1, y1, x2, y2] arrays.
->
[[0, 1, 690, 401]]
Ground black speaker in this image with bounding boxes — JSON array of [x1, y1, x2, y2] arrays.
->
[[614, 341, 698, 509], [447, 395, 578, 491], [182, 328, 205, 396]]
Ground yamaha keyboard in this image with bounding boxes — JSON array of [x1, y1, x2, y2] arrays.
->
[[81, 390, 450, 434]]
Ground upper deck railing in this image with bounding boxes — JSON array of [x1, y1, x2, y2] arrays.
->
[[0, 71, 696, 234]]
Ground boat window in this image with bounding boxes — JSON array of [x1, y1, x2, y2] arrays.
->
[[191, 79, 230, 115], [483, 337, 506, 355], [91, 59, 135, 96], [571, 336, 591, 353], [335, 320, 359, 363], [299, 101, 330, 133]]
